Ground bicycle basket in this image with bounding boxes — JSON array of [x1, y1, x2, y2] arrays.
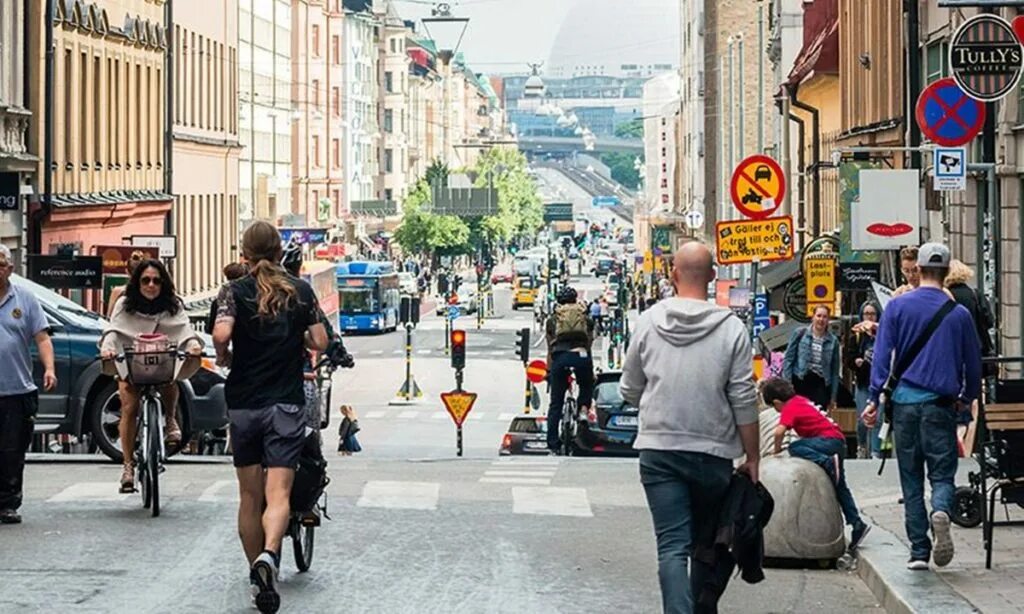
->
[[125, 336, 176, 386]]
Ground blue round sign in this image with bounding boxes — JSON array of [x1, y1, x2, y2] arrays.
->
[[915, 77, 986, 147]]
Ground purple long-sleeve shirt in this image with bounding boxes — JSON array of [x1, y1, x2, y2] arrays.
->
[[869, 286, 982, 405]]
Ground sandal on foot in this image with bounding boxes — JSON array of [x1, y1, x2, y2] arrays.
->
[[119, 466, 135, 493]]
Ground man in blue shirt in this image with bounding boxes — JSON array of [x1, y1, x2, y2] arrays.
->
[[0, 245, 57, 524], [863, 243, 981, 571]]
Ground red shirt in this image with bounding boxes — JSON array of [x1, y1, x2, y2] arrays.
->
[[779, 395, 844, 440]]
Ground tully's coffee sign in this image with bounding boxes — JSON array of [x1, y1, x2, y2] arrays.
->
[[29, 255, 103, 289], [838, 263, 882, 291], [950, 14, 1024, 102]]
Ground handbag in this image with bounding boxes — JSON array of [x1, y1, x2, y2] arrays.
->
[[876, 300, 957, 475]]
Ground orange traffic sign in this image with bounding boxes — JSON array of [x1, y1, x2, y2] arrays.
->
[[441, 390, 478, 427], [526, 359, 548, 384], [730, 154, 786, 220]]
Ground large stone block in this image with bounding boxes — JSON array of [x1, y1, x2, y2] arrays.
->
[[758, 410, 846, 560]]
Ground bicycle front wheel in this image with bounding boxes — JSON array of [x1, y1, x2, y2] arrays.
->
[[147, 399, 161, 518], [138, 410, 151, 509], [561, 399, 576, 457], [292, 519, 315, 572]]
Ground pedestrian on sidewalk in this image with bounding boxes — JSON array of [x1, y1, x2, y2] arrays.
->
[[763, 377, 871, 551], [782, 305, 840, 412], [847, 301, 881, 458], [620, 242, 760, 614], [863, 243, 982, 571], [893, 246, 921, 297], [590, 299, 603, 334], [0, 244, 57, 525], [213, 221, 330, 613]]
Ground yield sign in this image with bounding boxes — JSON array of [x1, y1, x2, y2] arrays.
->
[[441, 390, 478, 427], [915, 78, 985, 147]]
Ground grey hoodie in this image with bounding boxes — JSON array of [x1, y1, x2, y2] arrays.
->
[[620, 297, 758, 459]]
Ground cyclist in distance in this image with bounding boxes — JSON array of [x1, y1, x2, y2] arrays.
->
[[100, 259, 201, 493], [545, 285, 595, 454], [213, 221, 329, 614]]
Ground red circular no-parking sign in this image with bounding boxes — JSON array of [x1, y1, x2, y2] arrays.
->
[[730, 155, 786, 220]]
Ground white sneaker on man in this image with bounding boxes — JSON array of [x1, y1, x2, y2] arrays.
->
[[931, 511, 955, 567]]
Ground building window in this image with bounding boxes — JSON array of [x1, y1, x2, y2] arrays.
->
[[384, 109, 393, 133], [332, 35, 340, 65], [384, 148, 393, 173], [312, 135, 320, 166], [385, 71, 394, 93], [312, 25, 321, 57], [312, 79, 320, 108], [925, 41, 947, 85], [332, 138, 340, 168], [332, 87, 340, 116], [385, 188, 393, 202], [390, 38, 397, 53]]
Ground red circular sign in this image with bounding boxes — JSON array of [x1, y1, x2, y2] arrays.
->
[[526, 359, 548, 384], [730, 155, 786, 220], [915, 78, 985, 147]]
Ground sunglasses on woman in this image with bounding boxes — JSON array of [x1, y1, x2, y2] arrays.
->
[[140, 276, 163, 286]]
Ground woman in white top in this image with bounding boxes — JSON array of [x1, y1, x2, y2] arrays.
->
[[100, 259, 200, 492]]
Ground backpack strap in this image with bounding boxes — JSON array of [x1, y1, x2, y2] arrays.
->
[[882, 300, 957, 397]]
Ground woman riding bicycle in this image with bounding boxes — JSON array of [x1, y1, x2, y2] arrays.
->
[[100, 258, 201, 493]]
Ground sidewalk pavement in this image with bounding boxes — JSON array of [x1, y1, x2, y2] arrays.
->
[[846, 459, 1024, 613]]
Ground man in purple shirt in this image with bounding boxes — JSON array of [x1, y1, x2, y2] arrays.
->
[[864, 243, 982, 571]]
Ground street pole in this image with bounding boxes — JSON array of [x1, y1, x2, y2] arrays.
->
[[737, 33, 748, 286], [719, 55, 727, 228], [445, 312, 451, 355], [728, 37, 736, 184], [404, 323, 413, 399], [781, 92, 792, 218], [758, 3, 765, 153]]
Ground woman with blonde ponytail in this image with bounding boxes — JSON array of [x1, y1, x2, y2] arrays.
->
[[212, 220, 329, 612]]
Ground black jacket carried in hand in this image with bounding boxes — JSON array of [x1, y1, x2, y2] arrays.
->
[[693, 474, 775, 613]]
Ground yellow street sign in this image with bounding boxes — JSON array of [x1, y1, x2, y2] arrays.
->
[[642, 250, 654, 274], [715, 216, 794, 265], [804, 255, 836, 315], [441, 390, 478, 427]]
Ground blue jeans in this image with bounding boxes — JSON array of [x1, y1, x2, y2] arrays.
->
[[892, 402, 958, 560], [547, 350, 594, 450], [640, 450, 733, 614], [855, 386, 882, 457], [788, 437, 863, 527]]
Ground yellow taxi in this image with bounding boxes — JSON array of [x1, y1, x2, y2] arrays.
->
[[513, 276, 537, 310]]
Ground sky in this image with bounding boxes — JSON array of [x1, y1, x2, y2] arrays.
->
[[392, 0, 678, 76]]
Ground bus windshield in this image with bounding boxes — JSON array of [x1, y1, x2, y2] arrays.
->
[[339, 287, 376, 314]]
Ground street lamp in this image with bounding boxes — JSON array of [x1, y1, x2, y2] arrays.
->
[[421, 3, 470, 169]]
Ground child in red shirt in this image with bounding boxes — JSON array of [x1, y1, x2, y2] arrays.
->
[[762, 377, 871, 552]]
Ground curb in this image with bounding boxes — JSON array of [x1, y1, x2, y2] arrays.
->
[[855, 522, 979, 614]]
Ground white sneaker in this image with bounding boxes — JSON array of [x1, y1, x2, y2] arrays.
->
[[931, 511, 955, 567], [251, 552, 281, 613], [906, 558, 929, 571]]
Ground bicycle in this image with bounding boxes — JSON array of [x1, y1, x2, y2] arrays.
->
[[99, 336, 205, 518], [559, 373, 579, 457], [288, 349, 350, 572]]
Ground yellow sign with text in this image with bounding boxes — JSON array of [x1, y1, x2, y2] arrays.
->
[[715, 216, 794, 265], [804, 255, 836, 315], [642, 250, 654, 274]]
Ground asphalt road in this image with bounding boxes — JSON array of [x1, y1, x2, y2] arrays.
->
[[8, 271, 882, 613]]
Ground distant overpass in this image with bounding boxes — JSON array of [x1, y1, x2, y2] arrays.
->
[[518, 135, 644, 155]]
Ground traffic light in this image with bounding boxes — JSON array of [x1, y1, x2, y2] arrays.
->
[[451, 329, 467, 370], [515, 328, 530, 363]]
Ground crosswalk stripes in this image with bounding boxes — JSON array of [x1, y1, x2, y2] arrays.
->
[[479, 456, 560, 486], [512, 487, 593, 517], [364, 410, 386, 419], [359, 409, 543, 422], [356, 480, 439, 510], [397, 410, 419, 419], [48, 482, 130, 503]]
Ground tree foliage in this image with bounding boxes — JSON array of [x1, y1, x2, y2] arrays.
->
[[614, 118, 643, 139], [600, 152, 641, 189], [472, 147, 544, 243], [392, 181, 469, 254]]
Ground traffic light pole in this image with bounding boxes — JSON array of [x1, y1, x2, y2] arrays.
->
[[516, 327, 532, 414], [444, 315, 451, 355]]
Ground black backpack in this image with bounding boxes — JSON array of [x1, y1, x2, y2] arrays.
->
[[290, 430, 329, 513]]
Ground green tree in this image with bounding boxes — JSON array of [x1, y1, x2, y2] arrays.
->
[[472, 148, 544, 243], [614, 118, 643, 139], [393, 180, 470, 255], [600, 152, 641, 188], [425, 159, 450, 188]]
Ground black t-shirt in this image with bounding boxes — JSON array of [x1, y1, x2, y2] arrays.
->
[[216, 275, 320, 409]]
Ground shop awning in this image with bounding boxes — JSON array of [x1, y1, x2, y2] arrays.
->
[[759, 256, 801, 290], [757, 319, 803, 353]]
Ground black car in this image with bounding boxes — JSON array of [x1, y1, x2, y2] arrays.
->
[[499, 415, 549, 455], [13, 274, 228, 462], [570, 371, 638, 456]]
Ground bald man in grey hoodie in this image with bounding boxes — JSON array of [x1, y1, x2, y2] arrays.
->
[[620, 242, 760, 614]]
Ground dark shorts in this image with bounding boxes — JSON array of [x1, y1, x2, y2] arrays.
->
[[229, 403, 306, 468]]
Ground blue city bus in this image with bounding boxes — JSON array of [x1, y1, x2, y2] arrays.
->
[[336, 261, 401, 333]]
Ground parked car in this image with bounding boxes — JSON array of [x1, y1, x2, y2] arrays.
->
[[500, 415, 549, 455], [603, 283, 620, 307], [567, 371, 638, 456], [13, 274, 228, 463], [490, 267, 514, 285], [435, 291, 478, 316]]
